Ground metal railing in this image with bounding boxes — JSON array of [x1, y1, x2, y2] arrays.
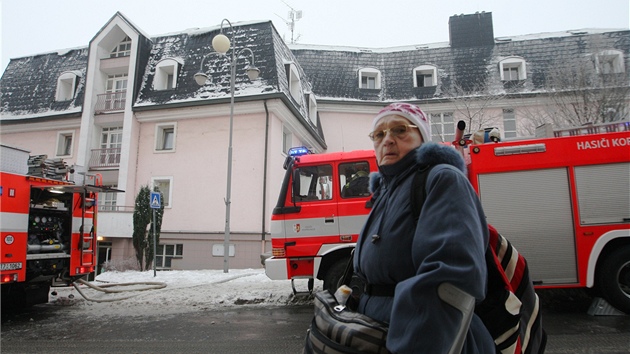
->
[[89, 148, 121, 169], [553, 120, 630, 137], [95, 92, 126, 113]]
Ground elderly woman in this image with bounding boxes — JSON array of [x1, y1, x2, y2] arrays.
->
[[353, 102, 495, 353]]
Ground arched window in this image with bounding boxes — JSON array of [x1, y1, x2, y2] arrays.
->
[[595, 49, 625, 74], [55, 71, 81, 101], [285, 63, 302, 101], [153, 58, 181, 90]]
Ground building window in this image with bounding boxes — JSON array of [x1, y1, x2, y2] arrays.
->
[[110, 36, 131, 58], [153, 59, 180, 90], [105, 74, 128, 110], [152, 177, 172, 208], [156, 244, 183, 269], [502, 109, 517, 138], [429, 112, 454, 143], [55, 71, 81, 101], [100, 127, 122, 165], [413, 65, 437, 87], [307, 93, 318, 125], [155, 123, 176, 152], [358, 68, 381, 89], [499, 57, 527, 81], [283, 126, 293, 154], [98, 187, 119, 211], [285, 63, 301, 102], [595, 50, 625, 74], [56, 131, 74, 157]]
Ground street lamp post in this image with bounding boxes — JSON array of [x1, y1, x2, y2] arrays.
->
[[194, 19, 259, 273]]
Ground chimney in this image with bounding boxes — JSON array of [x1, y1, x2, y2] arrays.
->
[[449, 12, 495, 48]]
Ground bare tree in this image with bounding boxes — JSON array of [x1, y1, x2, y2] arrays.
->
[[443, 80, 506, 137], [539, 41, 630, 128]]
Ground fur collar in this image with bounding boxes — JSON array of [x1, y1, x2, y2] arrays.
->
[[369, 143, 466, 193]]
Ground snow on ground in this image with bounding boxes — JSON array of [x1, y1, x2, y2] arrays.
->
[[48, 269, 322, 317]]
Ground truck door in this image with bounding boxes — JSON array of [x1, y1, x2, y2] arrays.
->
[[286, 164, 338, 255], [337, 161, 372, 242]]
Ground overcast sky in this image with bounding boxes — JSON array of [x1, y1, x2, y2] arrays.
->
[[1, 0, 629, 70]]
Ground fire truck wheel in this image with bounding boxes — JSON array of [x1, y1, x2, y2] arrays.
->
[[323, 258, 349, 294], [596, 246, 630, 314]]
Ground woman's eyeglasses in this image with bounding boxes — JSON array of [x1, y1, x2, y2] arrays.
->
[[368, 124, 418, 142]]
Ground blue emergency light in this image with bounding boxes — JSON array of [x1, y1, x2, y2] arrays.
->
[[288, 146, 310, 157]]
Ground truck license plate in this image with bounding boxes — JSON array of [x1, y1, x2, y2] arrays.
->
[[0, 262, 22, 271]]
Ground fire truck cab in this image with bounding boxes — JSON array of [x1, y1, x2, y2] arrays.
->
[[264, 147, 378, 293], [1, 145, 120, 307]]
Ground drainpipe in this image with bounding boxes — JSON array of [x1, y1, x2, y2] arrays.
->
[[261, 100, 270, 254]]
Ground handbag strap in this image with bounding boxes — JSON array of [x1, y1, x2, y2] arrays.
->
[[339, 249, 355, 287]]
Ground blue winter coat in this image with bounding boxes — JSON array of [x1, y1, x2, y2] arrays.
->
[[354, 143, 495, 354]]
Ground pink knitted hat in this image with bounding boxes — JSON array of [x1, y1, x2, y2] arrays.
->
[[372, 102, 431, 143]]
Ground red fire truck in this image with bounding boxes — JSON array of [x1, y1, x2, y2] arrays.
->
[[1, 145, 118, 308], [263, 122, 630, 313]]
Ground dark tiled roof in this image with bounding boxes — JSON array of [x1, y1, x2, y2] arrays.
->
[[135, 21, 280, 107], [290, 29, 630, 102], [0, 48, 88, 119]]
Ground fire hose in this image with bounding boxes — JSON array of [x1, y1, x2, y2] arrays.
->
[[71, 278, 167, 303]]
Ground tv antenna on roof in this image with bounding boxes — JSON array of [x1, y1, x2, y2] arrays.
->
[[276, 1, 302, 44]]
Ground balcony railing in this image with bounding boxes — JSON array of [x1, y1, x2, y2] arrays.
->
[[95, 92, 126, 113], [89, 148, 121, 169]]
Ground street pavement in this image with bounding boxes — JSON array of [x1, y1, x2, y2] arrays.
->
[[1, 289, 629, 353]]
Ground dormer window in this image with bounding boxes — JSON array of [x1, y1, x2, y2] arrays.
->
[[413, 65, 437, 87], [285, 63, 302, 102], [499, 57, 527, 81], [110, 36, 131, 58], [595, 50, 625, 74], [55, 71, 81, 101], [359, 68, 381, 89], [306, 93, 317, 125], [153, 59, 180, 90]]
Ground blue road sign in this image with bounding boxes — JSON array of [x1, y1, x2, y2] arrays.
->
[[150, 192, 161, 209]]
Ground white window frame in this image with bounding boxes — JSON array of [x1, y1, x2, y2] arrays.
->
[[282, 125, 293, 154], [285, 63, 302, 101], [156, 243, 183, 269], [55, 131, 74, 157], [110, 35, 131, 58], [55, 71, 81, 101], [502, 109, 517, 138], [98, 187, 118, 212], [151, 177, 173, 208], [595, 50, 625, 74], [413, 65, 437, 87], [153, 59, 180, 90], [307, 93, 318, 125], [155, 122, 177, 152], [429, 112, 454, 143], [499, 57, 527, 81], [358, 68, 381, 89]]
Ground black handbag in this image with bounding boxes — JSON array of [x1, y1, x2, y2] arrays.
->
[[303, 254, 390, 354]]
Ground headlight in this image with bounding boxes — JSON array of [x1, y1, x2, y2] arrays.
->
[[4, 235, 14, 245]]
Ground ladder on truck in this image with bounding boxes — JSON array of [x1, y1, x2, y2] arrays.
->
[[78, 173, 102, 267]]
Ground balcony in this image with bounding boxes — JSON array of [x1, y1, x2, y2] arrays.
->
[[95, 92, 126, 113], [89, 148, 121, 169]]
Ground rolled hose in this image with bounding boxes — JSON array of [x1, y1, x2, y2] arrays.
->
[[71, 278, 167, 303]]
